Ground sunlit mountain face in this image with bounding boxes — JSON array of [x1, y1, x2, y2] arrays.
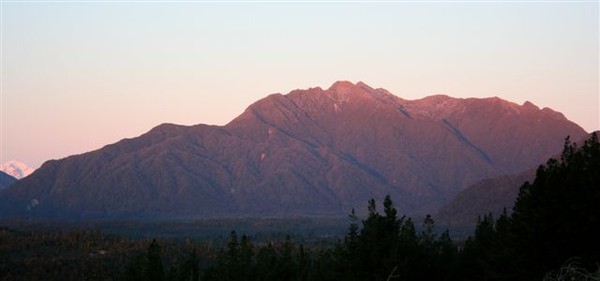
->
[[0, 82, 587, 220]]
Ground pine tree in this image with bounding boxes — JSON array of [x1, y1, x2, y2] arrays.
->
[[345, 208, 359, 251], [239, 235, 253, 281], [255, 243, 277, 280], [342, 208, 361, 280], [358, 196, 402, 280], [145, 239, 165, 281], [510, 133, 600, 279], [435, 229, 457, 280], [420, 214, 436, 246]]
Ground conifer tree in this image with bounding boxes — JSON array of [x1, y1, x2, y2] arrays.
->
[[145, 239, 165, 281], [239, 235, 253, 281], [510, 133, 600, 279]]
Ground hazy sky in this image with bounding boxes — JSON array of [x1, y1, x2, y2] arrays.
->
[[1, 1, 598, 168]]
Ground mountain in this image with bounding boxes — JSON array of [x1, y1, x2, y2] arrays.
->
[[437, 132, 599, 230], [0, 161, 35, 180], [437, 169, 535, 230], [0, 171, 17, 191], [0, 81, 588, 220]]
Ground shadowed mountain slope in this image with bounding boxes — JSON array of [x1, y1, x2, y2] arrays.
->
[[0, 171, 17, 191], [437, 132, 599, 231], [437, 170, 535, 231]]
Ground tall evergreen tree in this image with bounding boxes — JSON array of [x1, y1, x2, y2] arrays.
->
[[345, 208, 359, 252], [510, 133, 600, 279], [239, 235, 254, 281], [435, 229, 458, 280], [358, 195, 402, 280], [341, 208, 361, 281], [185, 248, 200, 281], [145, 239, 165, 281], [255, 243, 277, 280]]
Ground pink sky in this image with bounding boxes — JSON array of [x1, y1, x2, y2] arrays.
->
[[1, 2, 598, 168]]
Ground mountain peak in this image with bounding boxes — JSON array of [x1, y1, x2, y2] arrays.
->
[[327, 80, 378, 95], [418, 94, 456, 103], [323, 81, 381, 103], [0, 161, 35, 180], [523, 100, 540, 110], [328, 80, 357, 91]]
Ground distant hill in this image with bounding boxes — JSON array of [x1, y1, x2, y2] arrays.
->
[[437, 132, 599, 231], [0, 81, 588, 220], [437, 169, 535, 230], [0, 171, 17, 191]]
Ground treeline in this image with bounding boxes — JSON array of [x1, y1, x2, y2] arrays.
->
[[0, 228, 220, 281], [117, 197, 458, 281], [459, 133, 600, 280], [0, 228, 144, 280], [205, 202, 457, 281], [1, 134, 598, 280]]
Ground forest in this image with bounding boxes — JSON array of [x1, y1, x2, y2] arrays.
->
[[1, 133, 599, 281]]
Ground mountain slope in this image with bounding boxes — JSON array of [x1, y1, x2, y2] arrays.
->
[[437, 132, 599, 230], [437, 169, 535, 229], [0, 81, 588, 220], [0, 171, 17, 191]]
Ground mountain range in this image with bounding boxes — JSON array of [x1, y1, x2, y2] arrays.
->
[[0, 81, 588, 220]]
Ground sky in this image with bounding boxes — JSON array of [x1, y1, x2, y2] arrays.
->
[[0, 1, 598, 169]]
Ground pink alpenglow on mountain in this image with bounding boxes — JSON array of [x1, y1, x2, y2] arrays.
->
[[0, 161, 35, 180], [0, 81, 588, 220]]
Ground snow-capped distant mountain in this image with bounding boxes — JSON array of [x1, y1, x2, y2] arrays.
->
[[0, 161, 35, 180]]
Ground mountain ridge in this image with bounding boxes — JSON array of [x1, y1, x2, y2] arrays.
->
[[0, 81, 588, 220]]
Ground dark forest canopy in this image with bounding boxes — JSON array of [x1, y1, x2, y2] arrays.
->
[[460, 133, 600, 280]]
